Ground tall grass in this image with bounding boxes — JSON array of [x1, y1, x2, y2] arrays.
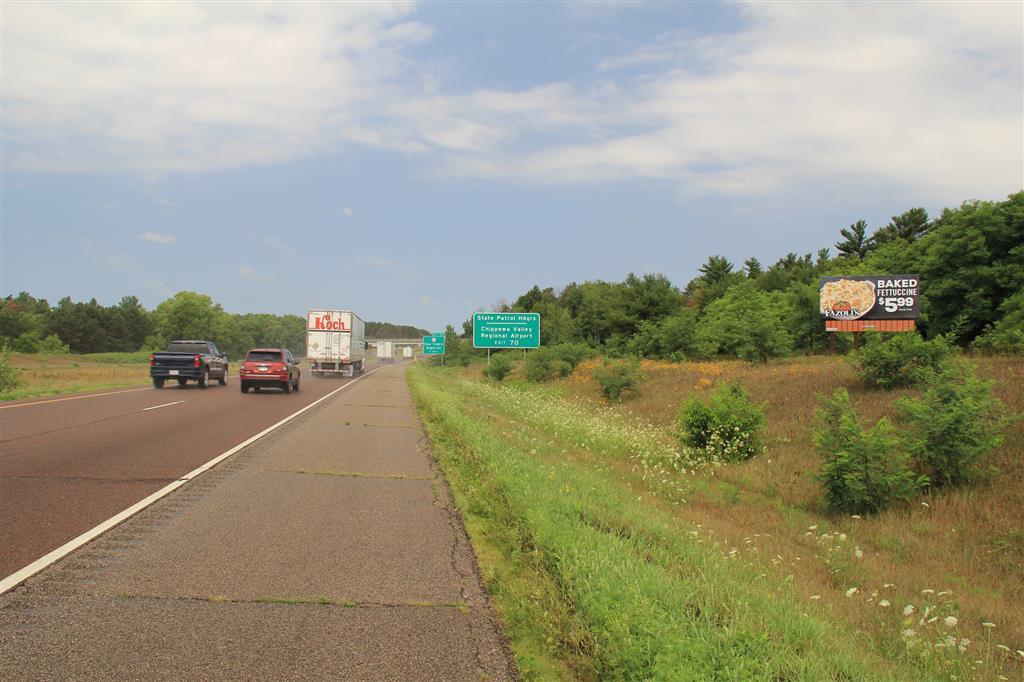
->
[[411, 355, 1024, 681], [411, 367, 896, 680]]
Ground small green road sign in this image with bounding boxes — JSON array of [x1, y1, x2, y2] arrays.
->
[[423, 334, 445, 355], [473, 312, 540, 348]]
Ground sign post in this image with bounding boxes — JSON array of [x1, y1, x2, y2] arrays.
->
[[423, 333, 445, 366]]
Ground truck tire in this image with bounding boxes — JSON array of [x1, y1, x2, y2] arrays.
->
[[198, 368, 209, 389], [218, 366, 227, 386], [240, 382, 249, 394], [177, 378, 187, 386], [293, 376, 300, 392], [283, 378, 292, 394], [153, 378, 165, 389]]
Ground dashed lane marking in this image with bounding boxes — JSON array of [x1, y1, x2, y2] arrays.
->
[[0, 366, 386, 595], [142, 400, 186, 412]]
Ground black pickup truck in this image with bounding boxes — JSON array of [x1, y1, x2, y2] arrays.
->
[[150, 340, 229, 389]]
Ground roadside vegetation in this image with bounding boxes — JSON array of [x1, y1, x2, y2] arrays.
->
[[409, 352, 1022, 680], [0, 350, 151, 401]]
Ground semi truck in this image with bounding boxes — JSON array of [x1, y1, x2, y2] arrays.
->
[[377, 340, 394, 363], [306, 309, 366, 377]]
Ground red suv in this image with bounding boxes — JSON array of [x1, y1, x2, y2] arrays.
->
[[240, 348, 300, 394]]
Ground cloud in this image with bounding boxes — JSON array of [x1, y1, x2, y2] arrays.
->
[[356, 255, 415, 279], [417, 3, 1023, 203], [140, 231, 176, 244], [343, 207, 354, 217], [3, 2, 1019, 205], [420, 295, 438, 305], [238, 265, 258, 280], [264, 236, 297, 256], [2, 2, 429, 173], [106, 254, 131, 269]]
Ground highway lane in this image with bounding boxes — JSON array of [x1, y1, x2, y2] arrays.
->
[[0, 372, 358, 578]]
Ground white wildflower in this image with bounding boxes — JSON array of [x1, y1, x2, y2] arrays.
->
[[883, 583, 895, 589], [958, 638, 970, 652], [995, 644, 1009, 652], [810, 595, 821, 600], [944, 616, 958, 628], [850, 515, 861, 519], [921, 501, 929, 507], [838, 533, 847, 542], [854, 547, 863, 559], [903, 605, 915, 616], [879, 600, 891, 607], [981, 622, 996, 628], [845, 587, 858, 598]]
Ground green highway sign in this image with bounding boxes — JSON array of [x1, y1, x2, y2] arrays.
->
[[423, 333, 445, 355], [473, 312, 540, 349]]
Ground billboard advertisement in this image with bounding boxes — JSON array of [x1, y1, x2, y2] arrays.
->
[[819, 275, 920, 320]]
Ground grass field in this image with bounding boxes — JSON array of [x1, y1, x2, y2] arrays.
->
[[408, 354, 1023, 681], [0, 351, 152, 401]]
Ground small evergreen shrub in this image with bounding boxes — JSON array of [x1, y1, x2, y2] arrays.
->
[[897, 362, 1007, 488], [677, 382, 765, 462], [0, 350, 21, 393], [815, 389, 927, 514], [483, 353, 515, 381], [524, 343, 595, 382], [850, 333, 955, 389], [592, 359, 641, 402]]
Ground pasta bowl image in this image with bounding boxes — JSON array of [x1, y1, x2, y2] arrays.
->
[[820, 279, 876, 319]]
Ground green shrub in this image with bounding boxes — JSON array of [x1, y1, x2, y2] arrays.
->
[[973, 291, 1024, 354], [898, 362, 1007, 488], [0, 350, 21, 393], [849, 333, 955, 389], [483, 353, 515, 381], [677, 382, 765, 462], [591, 359, 641, 402], [815, 389, 927, 514], [12, 331, 42, 353], [38, 333, 71, 355], [524, 343, 595, 382]]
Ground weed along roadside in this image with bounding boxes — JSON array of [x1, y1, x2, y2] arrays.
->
[[406, 356, 1024, 681]]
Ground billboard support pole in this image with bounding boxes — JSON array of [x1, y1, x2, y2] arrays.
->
[[487, 349, 491, 365]]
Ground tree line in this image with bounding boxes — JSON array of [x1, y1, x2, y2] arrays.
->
[[1, 291, 435, 360], [445, 191, 1022, 363], [0, 291, 310, 359]]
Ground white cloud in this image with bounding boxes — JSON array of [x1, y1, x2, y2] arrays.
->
[[105, 254, 131, 269], [238, 265, 258, 280], [140, 231, 176, 244], [343, 207, 354, 217], [420, 2, 1023, 203], [2, 2, 428, 173], [264, 236, 297, 257], [356, 255, 415, 279], [3, 1, 1019, 204], [420, 295, 438, 305]]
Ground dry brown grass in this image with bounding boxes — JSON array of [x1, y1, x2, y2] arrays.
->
[[1, 352, 150, 400], [556, 354, 1024, 666]]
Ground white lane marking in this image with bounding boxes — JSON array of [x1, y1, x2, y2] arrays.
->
[[0, 387, 152, 410], [0, 367, 386, 595], [142, 400, 185, 412]]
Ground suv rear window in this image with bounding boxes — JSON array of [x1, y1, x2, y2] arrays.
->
[[166, 342, 209, 354], [246, 351, 282, 362]]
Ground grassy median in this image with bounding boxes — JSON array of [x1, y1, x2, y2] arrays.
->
[[408, 358, 1022, 681]]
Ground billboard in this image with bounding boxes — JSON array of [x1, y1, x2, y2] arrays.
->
[[819, 275, 920, 321]]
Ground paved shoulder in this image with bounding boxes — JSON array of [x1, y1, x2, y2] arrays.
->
[[0, 365, 516, 681]]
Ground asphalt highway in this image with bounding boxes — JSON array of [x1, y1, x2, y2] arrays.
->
[[0, 371, 353, 578]]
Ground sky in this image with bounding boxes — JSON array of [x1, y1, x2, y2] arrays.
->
[[2, 1, 1021, 332]]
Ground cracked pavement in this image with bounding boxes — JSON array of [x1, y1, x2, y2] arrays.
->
[[0, 365, 516, 680]]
